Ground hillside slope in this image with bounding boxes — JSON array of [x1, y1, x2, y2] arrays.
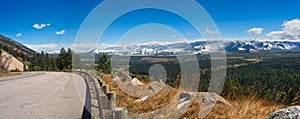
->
[[0, 34, 35, 55], [0, 34, 37, 68], [0, 34, 35, 63]]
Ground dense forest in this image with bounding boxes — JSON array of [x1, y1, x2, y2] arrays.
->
[[28, 48, 82, 71], [127, 53, 300, 105]]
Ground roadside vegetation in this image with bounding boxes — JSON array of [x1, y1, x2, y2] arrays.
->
[[100, 72, 286, 119], [95, 52, 300, 118], [0, 72, 21, 77], [27, 48, 83, 71]]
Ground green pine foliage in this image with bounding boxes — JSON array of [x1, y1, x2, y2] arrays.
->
[[96, 53, 111, 74], [28, 47, 82, 71]]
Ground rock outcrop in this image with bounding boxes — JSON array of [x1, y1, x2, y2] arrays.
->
[[268, 106, 300, 119], [0, 50, 24, 72]]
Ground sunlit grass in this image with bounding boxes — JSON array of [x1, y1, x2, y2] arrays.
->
[[204, 97, 286, 119], [100, 74, 286, 119], [0, 72, 21, 77]]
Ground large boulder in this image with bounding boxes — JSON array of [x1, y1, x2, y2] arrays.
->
[[268, 106, 300, 119], [148, 81, 165, 93], [0, 50, 24, 72], [130, 78, 145, 86]]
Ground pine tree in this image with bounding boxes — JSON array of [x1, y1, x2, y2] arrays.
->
[[41, 51, 47, 71], [45, 53, 51, 71], [66, 48, 72, 69], [51, 57, 58, 71], [57, 48, 67, 70], [97, 53, 111, 74]]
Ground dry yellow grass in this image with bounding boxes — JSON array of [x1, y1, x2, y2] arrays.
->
[[100, 75, 177, 113], [100, 74, 286, 119], [204, 97, 286, 119], [0, 72, 21, 77]]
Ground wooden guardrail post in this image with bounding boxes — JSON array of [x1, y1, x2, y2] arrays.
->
[[107, 91, 116, 110], [102, 85, 109, 94], [98, 80, 105, 87], [114, 107, 128, 119], [98, 87, 109, 110]]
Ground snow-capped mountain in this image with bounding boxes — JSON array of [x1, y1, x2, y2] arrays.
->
[[87, 40, 300, 56], [89, 41, 208, 55], [224, 40, 300, 52]]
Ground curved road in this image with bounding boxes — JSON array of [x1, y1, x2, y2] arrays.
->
[[0, 72, 86, 119]]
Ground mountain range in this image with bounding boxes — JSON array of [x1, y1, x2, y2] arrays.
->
[[2, 34, 300, 56], [88, 40, 300, 56]]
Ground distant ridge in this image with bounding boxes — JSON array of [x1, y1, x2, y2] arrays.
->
[[88, 40, 300, 56], [0, 34, 36, 56]]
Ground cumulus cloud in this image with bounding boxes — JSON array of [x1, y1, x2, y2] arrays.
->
[[247, 27, 263, 36], [55, 30, 66, 35], [16, 33, 22, 37], [33, 23, 50, 29], [267, 19, 300, 40]]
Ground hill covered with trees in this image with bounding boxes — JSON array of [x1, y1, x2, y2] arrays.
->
[[0, 34, 36, 65], [0, 34, 82, 72]]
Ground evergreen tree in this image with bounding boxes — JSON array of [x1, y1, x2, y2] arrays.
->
[[66, 48, 72, 69], [51, 57, 58, 71], [57, 48, 67, 70], [97, 53, 111, 74], [45, 53, 51, 71], [41, 51, 47, 71]]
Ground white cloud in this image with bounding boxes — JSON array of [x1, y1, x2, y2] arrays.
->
[[267, 19, 300, 40], [55, 30, 66, 35], [247, 27, 263, 36], [24, 44, 99, 53], [172, 34, 177, 38], [25, 44, 58, 52], [25, 44, 58, 50], [33, 23, 50, 29], [206, 28, 219, 34], [16, 33, 22, 37], [186, 32, 193, 36]]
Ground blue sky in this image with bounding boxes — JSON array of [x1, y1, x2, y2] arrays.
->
[[1, 0, 300, 51]]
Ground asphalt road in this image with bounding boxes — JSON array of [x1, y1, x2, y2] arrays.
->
[[0, 72, 86, 119]]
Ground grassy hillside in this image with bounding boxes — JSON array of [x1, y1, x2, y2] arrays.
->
[[99, 74, 286, 118]]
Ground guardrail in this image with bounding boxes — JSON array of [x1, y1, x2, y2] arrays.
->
[[74, 70, 128, 119]]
